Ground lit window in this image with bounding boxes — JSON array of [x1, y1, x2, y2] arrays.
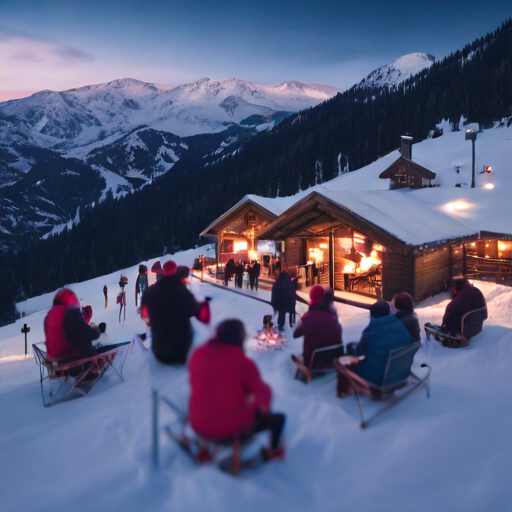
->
[[234, 241, 248, 252]]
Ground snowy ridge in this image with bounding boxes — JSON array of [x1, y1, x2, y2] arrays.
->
[[0, 76, 342, 153], [359, 53, 436, 88]]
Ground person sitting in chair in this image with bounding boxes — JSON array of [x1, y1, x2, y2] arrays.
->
[[44, 288, 99, 360], [393, 292, 421, 342], [188, 319, 285, 460], [442, 278, 487, 338], [338, 300, 412, 396], [293, 285, 342, 368]]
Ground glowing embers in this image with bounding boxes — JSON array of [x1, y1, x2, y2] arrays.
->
[[254, 322, 286, 350]]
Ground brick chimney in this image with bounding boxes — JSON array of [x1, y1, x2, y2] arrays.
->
[[401, 135, 413, 160]]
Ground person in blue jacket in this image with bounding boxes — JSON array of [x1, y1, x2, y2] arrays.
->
[[338, 300, 413, 396]]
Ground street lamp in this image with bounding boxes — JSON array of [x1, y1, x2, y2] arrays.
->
[[465, 129, 477, 188]]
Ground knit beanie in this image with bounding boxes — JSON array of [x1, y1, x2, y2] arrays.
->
[[394, 292, 414, 313], [216, 319, 246, 349], [53, 288, 80, 308], [163, 260, 177, 276], [370, 300, 390, 319], [309, 285, 325, 305]]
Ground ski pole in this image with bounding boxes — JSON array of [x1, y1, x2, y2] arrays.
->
[[21, 323, 30, 357]]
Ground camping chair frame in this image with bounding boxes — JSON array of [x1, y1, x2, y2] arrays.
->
[[334, 341, 431, 429], [291, 343, 345, 384], [32, 341, 131, 407], [153, 391, 249, 476], [424, 305, 488, 347]]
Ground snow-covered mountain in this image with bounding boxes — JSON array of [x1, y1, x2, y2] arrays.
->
[[358, 53, 436, 88], [0, 77, 342, 155]]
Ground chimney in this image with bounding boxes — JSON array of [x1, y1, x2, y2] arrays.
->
[[401, 135, 413, 160]]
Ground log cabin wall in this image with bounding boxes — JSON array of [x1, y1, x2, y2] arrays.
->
[[284, 237, 301, 268], [414, 246, 451, 301], [382, 251, 413, 301]]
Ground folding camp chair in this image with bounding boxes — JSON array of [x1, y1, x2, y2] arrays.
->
[[32, 341, 131, 407], [156, 394, 260, 476], [424, 305, 488, 348], [334, 341, 431, 429], [291, 343, 345, 384]]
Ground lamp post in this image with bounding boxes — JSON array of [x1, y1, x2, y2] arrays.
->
[[465, 129, 477, 188]]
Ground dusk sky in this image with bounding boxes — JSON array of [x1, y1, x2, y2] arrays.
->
[[1, 0, 511, 101]]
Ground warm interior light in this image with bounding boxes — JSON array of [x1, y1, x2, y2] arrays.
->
[[485, 244, 489, 248], [344, 264, 355, 273], [484, 183, 494, 189], [234, 241, 247, 252], [308, 248, 324, 263], [471, 243, 476, 247], [359, 256, 381, 272], [319, 243, 328, 249], [498, 242, 508, 251], [485, 255, 490, 258], [370, 250, 377, 257], [249, 250, 258, 260]]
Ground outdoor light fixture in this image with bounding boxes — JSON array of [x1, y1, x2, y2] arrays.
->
[[484, 183, 495, 189], [465, 129, 477, 188]]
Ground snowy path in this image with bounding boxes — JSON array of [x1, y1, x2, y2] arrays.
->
[[1, 249, 512, 512]]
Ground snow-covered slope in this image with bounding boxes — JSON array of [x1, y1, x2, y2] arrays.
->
[[0, 77, 342, 154], [1, 247, 512, 511], [359, 53, 436, 88]]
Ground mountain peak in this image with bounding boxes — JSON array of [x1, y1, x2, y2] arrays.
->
[[359, 53, 436, 88]]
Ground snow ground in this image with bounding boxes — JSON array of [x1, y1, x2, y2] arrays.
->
[[2, 247, 512, 512]]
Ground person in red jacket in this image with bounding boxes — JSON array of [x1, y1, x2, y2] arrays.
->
[[293, 285, 342, 368], [44, 288, 99, 360], [188, 319, 285, 458]]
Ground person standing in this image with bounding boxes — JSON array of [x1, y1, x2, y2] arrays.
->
[[103, 285, 108, 308], [135, 264, 149, 308], [271, 270, 296, 330], [141, 260, 210, 364], [254, 260, 261, 290]]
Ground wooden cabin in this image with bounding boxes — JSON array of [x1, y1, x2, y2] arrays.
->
[[256, 190, 477, 301], [379, 136, 436, 189], [200, 195, 288, 270]]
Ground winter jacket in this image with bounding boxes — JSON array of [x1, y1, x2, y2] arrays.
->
[[442, 281, 487, 336], [188, 341, 272, 440], [44, 305, 99, 359], [355, 314, 413, 386], [141, 276, 210, 364], [293, 309, 342, 367], [271, 271, 296, 313], [395, 310, 421, 342]]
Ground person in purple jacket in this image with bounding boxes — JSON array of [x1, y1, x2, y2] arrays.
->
[[293, 285, 342, 367]]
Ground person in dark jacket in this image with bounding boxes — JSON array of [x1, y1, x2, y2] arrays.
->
[[141, 266, 210, 365], [294, 285, 342, 367], [253, 261, 261, 290], [235, 261, 244, 288], [44, 288, 99, 360], [189, 319, 285, 458], [226, 258, 236, 285], [338, 300, 413, 395], [103, 284, 108, 308], [135, 264, 149, 308], [442, 278, 487, 337], [394, 292, 421, 342], [271, 270, 296, 330]]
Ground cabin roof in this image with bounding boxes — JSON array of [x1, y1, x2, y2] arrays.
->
[[200, 194, 298, 237], [379, 156, 437, 180], [258, 188, 477, 247]]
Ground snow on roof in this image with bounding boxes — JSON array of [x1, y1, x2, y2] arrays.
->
[[200, 193, 299, 236], [314, 188, 477, 246]]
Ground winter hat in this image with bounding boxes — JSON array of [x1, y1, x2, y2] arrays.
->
[[451, 277, 468, 294], [163, 260, 177, 276], [309, 285, 325, 305], [173, 265, 190, 281], [394, 292, 414, 313], [370, 300, 390, 319], [53, 288, 80, 308], [81, 305, 93, 323], [151, 261, 163, 274], [215, 319, 246, 349], [139, 264, 148, 274]]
